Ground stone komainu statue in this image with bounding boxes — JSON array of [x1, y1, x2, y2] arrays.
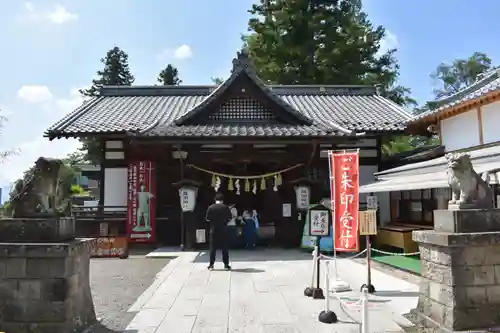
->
[[10, 157, 71, 218], [446, 152, 493, 209]]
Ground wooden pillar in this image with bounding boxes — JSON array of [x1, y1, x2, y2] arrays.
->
[[98, 139, 105, 214]]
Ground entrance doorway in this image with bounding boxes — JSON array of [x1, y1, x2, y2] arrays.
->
[[194, 161, 303, 248]]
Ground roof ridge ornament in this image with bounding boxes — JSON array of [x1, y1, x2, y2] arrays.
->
[[232, 48, 251, 72]]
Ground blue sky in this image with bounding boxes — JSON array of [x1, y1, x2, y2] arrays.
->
[[0, 0, 499, 202]]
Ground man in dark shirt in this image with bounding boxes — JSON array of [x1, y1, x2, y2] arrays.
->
[[205, 193, 232, 270]]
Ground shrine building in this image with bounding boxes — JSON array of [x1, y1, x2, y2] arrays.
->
[[45, 50, 413, 249]]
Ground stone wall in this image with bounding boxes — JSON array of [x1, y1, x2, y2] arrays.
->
[[0, 239, 97, 333], [414, 231, 500, 330]]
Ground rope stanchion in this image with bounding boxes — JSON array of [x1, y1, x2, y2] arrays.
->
[[315, 258, 361, 326], [304, 246, 318, 297], [318, 260, 338, 324], [360, 286, 369, 333], [360, 236, 376, 294]]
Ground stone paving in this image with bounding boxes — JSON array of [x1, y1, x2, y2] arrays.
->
[[123, 249, 419, 333]]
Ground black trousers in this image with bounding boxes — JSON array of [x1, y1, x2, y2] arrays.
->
[[209, 228, 229, 266]]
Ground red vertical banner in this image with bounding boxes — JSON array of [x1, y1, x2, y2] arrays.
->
[[127, 161, 156, 243], [331, 152, 360, 252]]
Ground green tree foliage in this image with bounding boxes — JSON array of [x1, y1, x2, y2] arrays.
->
[[381, 135, 439, 158], [79, 46, 135, 163], [63, 150, 88, 166], [431, 52, 493, 99], [0, 109, 19, 161], [6, 159, 80, 215], [245, 0, 415, 106], [211, 77, 224, 85], [158, 64, 182, 85], [245, 0, 419, 157]]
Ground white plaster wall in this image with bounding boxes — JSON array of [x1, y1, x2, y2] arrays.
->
[[360, 165, 390, 225], [104, 168, 127, 211], [441, 109, 479, 151], [481, 100, 500, 145]]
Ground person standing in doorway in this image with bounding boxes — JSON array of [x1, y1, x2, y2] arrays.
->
[[205, 193, 232, 270]]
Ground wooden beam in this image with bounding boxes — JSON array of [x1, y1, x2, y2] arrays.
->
[[307, 140, 318, 170], [477, 106, 484, 145]]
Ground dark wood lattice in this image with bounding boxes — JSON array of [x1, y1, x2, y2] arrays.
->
[[208, 96, 276, 122]]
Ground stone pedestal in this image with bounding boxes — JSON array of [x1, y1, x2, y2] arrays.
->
[[411, 209, 500, 331], [0, 217, 75, 242], [0, 239, 97, 333]]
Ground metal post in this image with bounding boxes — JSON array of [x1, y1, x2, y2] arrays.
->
[[367, 235, 372, 285], [312, 240, 325, 299], [361, 235, 376, 293], [324, 260, 330, 311], [318, 260, 338, 323], [304, 245, 317, 297], [361, 286, 369, 333]]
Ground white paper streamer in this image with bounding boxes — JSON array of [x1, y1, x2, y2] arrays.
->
[[214, 176, 221, 192], [235, 179, 241, 195]]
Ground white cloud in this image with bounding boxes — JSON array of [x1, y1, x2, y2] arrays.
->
[[19, 2, 78, 25], [0, 86, 85, 187], [377, 30, 399, 56], [55, 87, 85, 112], [173, 44, 193, 60], [0, 139, 80, 187], [46, 4, 78, 24], [157, 44, 193, 61], [17, 85, 53, 103]]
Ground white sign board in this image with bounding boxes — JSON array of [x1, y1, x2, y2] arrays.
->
[[359, 210, 378, 235], [366, 195, 378, 210], [295, 186, 311, 210], [179, 187, 197, 212], [282, 203, 292, 217], [309, 210, 330, 236], [196, 229, 206, 243]]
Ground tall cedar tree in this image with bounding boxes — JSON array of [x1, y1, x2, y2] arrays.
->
[[79, 46, 135, 163], [246, 0, 419, 157], [158, 64, 182, 85], [245, 0, 415, 107]]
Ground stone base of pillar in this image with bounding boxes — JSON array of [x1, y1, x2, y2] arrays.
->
[[0, 239, 97, 333], [410, 209, 500, 332]]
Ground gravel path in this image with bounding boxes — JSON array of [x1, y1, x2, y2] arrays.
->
[[89, 256, 170, 332]]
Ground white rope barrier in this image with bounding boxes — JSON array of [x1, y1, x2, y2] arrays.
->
[[318, 248, 368, 261], [371, 248, 420, 256], [312, 246, 420, 328], [321, 258, 361, 325]]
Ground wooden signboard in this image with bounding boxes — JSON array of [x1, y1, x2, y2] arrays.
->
[[359, 210, 378, 236], [91, 236, 129, 258]]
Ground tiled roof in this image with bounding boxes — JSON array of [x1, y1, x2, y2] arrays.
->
[[46, 50, 412, 139], [411, 68, 500, 123]]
